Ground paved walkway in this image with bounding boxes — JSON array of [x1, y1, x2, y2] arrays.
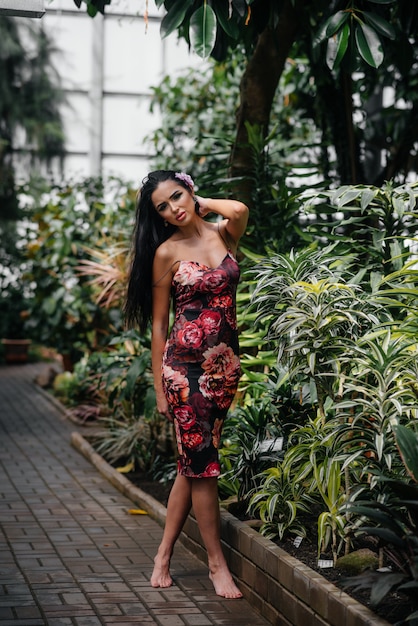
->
[[0, 363, 271, 626]]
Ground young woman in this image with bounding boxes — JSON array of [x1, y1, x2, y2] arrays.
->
[[125, 170, 249, 598]]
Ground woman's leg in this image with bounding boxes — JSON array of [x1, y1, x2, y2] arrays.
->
[[191, 477, 242, 599], [151, 474, 192, 588]]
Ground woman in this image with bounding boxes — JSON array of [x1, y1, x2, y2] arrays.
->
[[125, 170, 248, 599]]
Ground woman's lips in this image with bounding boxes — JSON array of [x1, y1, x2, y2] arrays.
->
[[176, 212, 186, 221]]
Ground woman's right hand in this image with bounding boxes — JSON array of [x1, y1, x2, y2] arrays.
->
[[156, 392, 172, 421]]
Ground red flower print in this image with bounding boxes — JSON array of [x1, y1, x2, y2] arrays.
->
[[200, 269, 228, 294], [182, 429, 205, 450], [174, 420, 184, 455], [201, 343, 240, 377], [198, 310, 222, 335], [204, 462, 221, 477], [173, 405, 196, 430], [198, 344, 241, 408], [174, 262, 200, 286], [177, 320, 204, 350], [209, 294, 236, 329], [162, 364, 190, 406]]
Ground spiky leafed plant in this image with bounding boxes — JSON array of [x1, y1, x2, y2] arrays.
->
[[334, 330, 418, 480], [250, 245, 384, 416]]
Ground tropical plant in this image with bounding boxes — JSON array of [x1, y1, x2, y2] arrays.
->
[[250, 244, 384, 416], [302, 181, 418, 279], [333, 330, 418, 479], [219, 395, 284, 503], [342, 425, 418, 623], [24, 177, 133, 363], [249, 464, 314, 541]]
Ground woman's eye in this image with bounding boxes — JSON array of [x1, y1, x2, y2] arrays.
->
[[173, 192, 182, 200]]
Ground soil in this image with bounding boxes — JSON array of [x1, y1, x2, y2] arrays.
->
[[126, 470, 415, 626]]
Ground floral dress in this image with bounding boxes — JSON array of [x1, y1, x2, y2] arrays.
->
[[161, 251, 241, 478]]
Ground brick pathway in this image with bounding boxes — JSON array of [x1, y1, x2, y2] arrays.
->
[[0, 363, 271, 626]]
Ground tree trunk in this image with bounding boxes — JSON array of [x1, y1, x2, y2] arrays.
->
[[228, 0, 302, 205]]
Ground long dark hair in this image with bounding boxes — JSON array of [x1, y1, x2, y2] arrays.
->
[[124, 170, 195, 332]]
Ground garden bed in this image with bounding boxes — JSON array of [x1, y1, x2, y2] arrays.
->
[[71, 431, 403, 626]]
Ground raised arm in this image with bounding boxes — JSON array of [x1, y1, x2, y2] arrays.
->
[[195, 196, 249, 247]]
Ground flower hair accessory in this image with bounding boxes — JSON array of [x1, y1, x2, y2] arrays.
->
[[175, 172, 194, 190]]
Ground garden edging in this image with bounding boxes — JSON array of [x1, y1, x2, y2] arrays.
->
[[71, 431, 390, 626]]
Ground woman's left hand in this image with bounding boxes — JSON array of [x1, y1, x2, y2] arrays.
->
[[195, 195, 210, 218]]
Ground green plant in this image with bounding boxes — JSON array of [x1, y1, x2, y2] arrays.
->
[[280, 414, 352, 556], [303, 182, 418, 280], [314, 457, 349, 562], [25, 177, 133, 362], [334, 330, 418, 479], [220, 396, 284, 503], [249, 464, 314, 541], [75, 329, 176, 472], [251, 245, 383, 416], [342, 425, 418, 623]]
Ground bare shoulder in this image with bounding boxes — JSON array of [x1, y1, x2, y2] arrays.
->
[[153, 238, 179, 286], [155, 239, 171, 262]]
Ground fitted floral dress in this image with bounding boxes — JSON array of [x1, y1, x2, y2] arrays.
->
[[161, 250, 241, 478]]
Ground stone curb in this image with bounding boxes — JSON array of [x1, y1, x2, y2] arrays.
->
[[71, 431, 167, 524], [71, 430, 390, 626]]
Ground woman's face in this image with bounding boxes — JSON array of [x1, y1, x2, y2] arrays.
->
[[151, 180, 195, 226]]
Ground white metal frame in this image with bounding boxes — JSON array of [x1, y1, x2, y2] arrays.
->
[[0, 0, 45, 18]]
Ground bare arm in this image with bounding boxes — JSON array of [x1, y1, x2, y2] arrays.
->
[[195, 196, 249, 247], [151, 248, 173, 419]]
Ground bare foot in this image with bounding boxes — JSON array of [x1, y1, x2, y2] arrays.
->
[[150, 553, 173, 588], [209, 567, 243, 599]]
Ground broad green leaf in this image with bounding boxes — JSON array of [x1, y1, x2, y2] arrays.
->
[[392, 195, 405, 216], [337, 188, 362, 207], [214, 2, 240, 39], [355, 22, 384, 68], [160, 3, 189, 39], [190, 4, 217, 58], [334, 22, 350, 68], [360, 187, 377, 210], [326, 22, 350, 70], [370, 572, 406, 606], [312, 16, 333, 49], [363, 11, 396, 40], [125, 356, 147, 396], [325, 10, 349, 37], [394, 425, 418, 482]]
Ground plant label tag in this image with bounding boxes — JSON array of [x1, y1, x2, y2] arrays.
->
[[293, 536, 303, 548], [318, 559, 334, 569], [259, 437, 284, 453]]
